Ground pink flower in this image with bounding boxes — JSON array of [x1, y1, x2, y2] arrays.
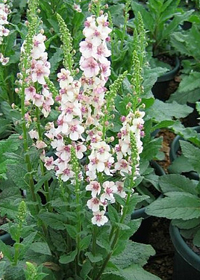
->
[[100, 181, 117, 203], [79, 39, 97, 58], [91, 211, 108, 226], [86, 181, 101, 197], [31, 60, 50, 85], [87, 197, 101, 212], [80, 57, 100, 77]]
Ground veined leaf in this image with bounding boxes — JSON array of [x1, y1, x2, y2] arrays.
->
[[159, 174, 198, 195], [178, 72, 200, 93], [59, 249, 77, 264], [146, 193, 200, 220], [180, 140, 200, 174]]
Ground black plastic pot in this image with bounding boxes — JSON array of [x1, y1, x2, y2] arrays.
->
[[131, 161, 165, 243], [152, 56, 180, 101], [0, 232, 14, 245], [169, 126, 200, 180], [170, 223, 200, 280]]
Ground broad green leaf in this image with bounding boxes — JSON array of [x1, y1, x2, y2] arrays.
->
[[178, 72, 200, 93], [0, 240, 13, 261], [146, 193, 200, 220], [112, 240, 156, 268], [38, 212, 67, 230], [168, 155, 195, 175], [85, 252, 103, 263], [149, 100, 193, 122], [108, 204, 120, 223], [180, 140, 200, 174], [59, 249, 77, 264], [30, 242, 52, 256], [168, 88, 200, 104], [119, 264, 161, 280], [159, 174, 198, 195], [80, 259, 92, 279], [162, 10, 194, 40], [80, 235, 91, 250], [0, 261, 6, 277], [131, 2, 155, 33], [172, 218, 200, 230]]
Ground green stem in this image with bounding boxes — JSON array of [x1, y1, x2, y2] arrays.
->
[[94, 193, 132, 280], [35, 107, 50, 205]]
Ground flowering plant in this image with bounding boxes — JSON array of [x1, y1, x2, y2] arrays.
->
[[0, 1, 161, 279]]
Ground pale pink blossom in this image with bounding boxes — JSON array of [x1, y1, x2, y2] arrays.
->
[[91, 211, 108, 226], [87, 197, 101, 212], [86, 181, 101, 197], [80, 57, 100, 77]]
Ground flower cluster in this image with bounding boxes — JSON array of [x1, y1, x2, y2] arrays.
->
[[24, 32, 54, 118], [40, 14, 144, 226], [0, 0, 10, 65]]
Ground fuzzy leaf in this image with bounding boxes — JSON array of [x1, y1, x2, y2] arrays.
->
[[111, 240, 156, 268], [168, 88, 200, 104], [108, 204, 120, 223], [0, 240, 13, 261], [172, 218, 200, 230], [178, 72, 200, 93], [168, 155, 195, 174], [80, 235, 91, 250], [85, 252, 103, 263], [59, 249, 77, 264], [180, 140, 200, 174], [159, 174, 198, 195], [146, 193, 200, 220], [150, 100, 193, 122], [30, 242, 52, 256], [119, 264, 161, 280], [38, 212, 67, 230]]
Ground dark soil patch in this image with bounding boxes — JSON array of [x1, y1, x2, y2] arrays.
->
[[144, 217, 174, 280]]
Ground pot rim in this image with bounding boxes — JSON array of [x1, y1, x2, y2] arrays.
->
[[157, 56, 180, 82], [169, 223, 200, 271]]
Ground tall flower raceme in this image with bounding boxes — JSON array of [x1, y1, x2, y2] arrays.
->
[[0, 0, 10, 65], [41, 12, 145, 227], [23, 32, 53, 119]]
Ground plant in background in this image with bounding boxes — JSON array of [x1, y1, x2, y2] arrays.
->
[[168, 22, 200, 105], [146, 136, 200, 248], [131, 0, 194, 58], [0, 0, 161, 279]]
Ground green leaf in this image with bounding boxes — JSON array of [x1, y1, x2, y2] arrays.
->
[[85, 252, 103, 263], [172, 218, 200, 230], [38, 212, 67, 230], [49, 48, 63, 74], [0, 261, 6, 278], [178, 72, 200, 93], [169, 88, 200, 104], [111, 240, 155, 268], [65, 224, 77, 239], [119, 264, 161, 280], [30, 242, 52, 256], [146, 193, 200, 220], [159, 174, 198, 195], [108, 204, 120, 223], [80, 259, 92, 279], [150, 100, 193, 122], [80, 235, 91, 250], [0, 239, 13, 261], [59, 249, 77, 264], [180, 140, 200, 174]]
